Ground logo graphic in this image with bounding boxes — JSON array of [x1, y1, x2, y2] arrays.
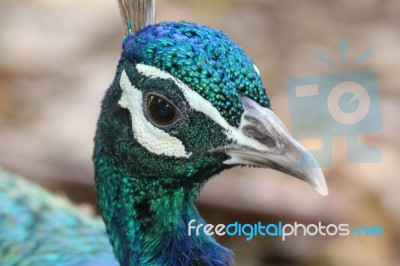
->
[[286, 39, 382, 167]]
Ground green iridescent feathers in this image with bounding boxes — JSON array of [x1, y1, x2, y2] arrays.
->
[[93, 68, 234, 264], [92, 18, 273, 265], [0, 168, 117, 266], [122, 22, 271, 126]]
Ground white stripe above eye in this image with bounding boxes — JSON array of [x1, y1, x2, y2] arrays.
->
[[136, 63, 232, 131], [118, 70, 191, 158], [135, 63, 272, 163]]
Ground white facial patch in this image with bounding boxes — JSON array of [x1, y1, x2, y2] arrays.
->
[[118, 70, 191, 158], [136, 64, 275, 164]]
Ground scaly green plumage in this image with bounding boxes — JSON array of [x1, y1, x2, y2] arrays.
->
[[92, 21, 272, 265], [122, 22, 271, 126], [94, 57, 234, 264]]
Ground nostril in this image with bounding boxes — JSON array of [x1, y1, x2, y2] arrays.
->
[[243, 126, 276, 148]]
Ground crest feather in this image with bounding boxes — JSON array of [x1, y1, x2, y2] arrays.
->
[[117, 0, 156, 34]]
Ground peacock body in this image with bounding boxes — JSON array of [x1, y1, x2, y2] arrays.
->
[[0, 1, 328, 265], [0, 168, 117, 266]]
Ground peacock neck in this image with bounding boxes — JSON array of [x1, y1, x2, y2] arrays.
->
[[94, 154, 233, 266]]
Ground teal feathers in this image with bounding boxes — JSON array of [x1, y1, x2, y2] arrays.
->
[[122, 22, 270, 126], [0, 167, 117, 266]]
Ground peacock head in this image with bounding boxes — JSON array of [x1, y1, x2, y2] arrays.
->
[[94, 21, 328, 202]]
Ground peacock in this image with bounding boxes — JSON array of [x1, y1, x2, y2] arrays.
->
[[0, 0, 328, 265]]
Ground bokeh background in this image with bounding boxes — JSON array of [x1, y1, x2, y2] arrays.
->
[[1, 0, 399, 265]]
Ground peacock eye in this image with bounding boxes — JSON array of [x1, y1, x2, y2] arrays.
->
[[147, 94, 179, 126]]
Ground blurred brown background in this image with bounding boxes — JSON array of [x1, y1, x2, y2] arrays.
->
[[0, 0, 399, 265]]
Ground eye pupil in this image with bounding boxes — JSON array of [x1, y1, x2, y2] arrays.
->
[[148, 95, 177, 126]]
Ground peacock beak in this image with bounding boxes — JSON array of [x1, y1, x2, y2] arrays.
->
[[212, 96, 328, 196]]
